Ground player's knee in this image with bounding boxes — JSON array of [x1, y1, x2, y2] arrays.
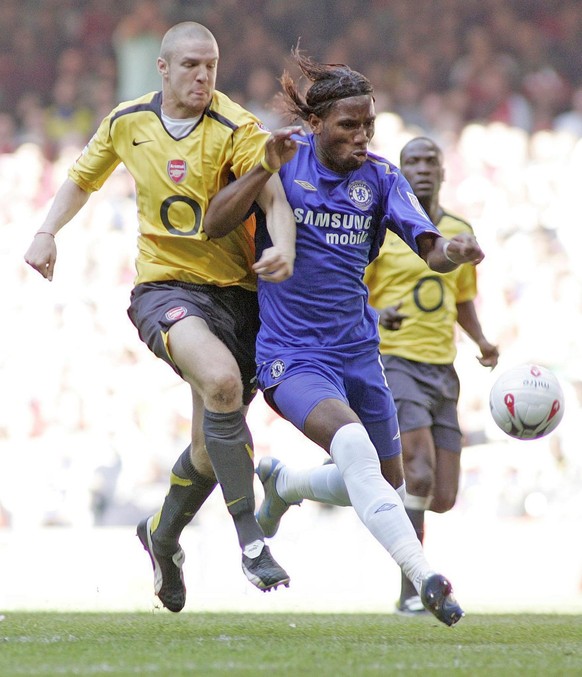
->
[[430, 492, 457, 513], [204, 370, 243, 411], [404, 468, 433, 498], [379, 457, 405, 489]]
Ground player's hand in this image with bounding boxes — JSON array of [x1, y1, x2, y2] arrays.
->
[[253, 246, 294, 282], [445, 233, 484, 266], [379, 301, 408, 331], [263, 126, 304, 172], [477, 340, 499, 368], [24, 233, 57, 281]]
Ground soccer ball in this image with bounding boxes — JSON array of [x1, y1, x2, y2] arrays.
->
[[489, 364, 564, 440]]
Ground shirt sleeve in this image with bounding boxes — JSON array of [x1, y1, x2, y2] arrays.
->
[[229, 121, 271, 179], [68, 114, 121, 192], [370, 170, 439, 262], [455, 262, 478, 303]]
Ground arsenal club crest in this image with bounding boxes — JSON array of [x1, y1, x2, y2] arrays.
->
[[165, 306, 188, 321], [168, 159, 187, 184]]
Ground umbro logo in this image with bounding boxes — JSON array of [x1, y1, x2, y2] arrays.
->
[[294, 179, 317, 191], [374, 502, 397, 514], [132, 138, 153, 146]]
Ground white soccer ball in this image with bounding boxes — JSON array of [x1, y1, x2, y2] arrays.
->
[[489, 364, 564, 440]]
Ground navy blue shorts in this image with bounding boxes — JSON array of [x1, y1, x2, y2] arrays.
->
[[259, 348, 402, 459], [382, 355, 462, 453], [128, 281, 260, 405]]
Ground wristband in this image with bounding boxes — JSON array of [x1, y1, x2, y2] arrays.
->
[[35, 231, 55, 238], [443, 241, 457, 264], [261, 156, 278, 174]]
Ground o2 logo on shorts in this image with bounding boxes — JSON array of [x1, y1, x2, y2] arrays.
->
[[270, 359, 286, 379], [348, 180, 373, 210], [165, 306, 188, 322]]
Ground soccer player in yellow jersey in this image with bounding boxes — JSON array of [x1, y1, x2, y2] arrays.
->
[[364, 137, 499, 615], [24, 21, 301, 612]]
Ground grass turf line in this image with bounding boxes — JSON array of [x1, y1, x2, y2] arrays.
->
[[1, 612, 581, 676]]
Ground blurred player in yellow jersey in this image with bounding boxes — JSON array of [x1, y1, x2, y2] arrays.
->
[[24, 21, 301, 612], [364, 137, 499, 614]]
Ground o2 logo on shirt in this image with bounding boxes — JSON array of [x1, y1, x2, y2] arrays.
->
[[348, 180, 373, 211], [270, 359, 286, 379]]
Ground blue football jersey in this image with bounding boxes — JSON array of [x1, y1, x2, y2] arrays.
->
[[256, 134, 439, 359]]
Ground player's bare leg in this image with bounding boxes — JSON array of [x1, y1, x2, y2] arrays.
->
[[167, 317, 289, 592], [396, 426, 434, 614]]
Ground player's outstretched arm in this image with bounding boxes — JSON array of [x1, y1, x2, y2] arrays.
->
[[456, 300, 499, 368], [263, 125, 303, 174], [24, 179, 90, 281], [203, 126, 302, 239], [420, 232, 484, 273], [253, 174, 296, 282]]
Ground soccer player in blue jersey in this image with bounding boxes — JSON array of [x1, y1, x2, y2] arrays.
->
[[203, 50, 484, 625], [24, 22, 302, 612]]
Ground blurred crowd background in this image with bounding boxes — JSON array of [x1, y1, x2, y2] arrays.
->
[[1, 0, 582, 539]]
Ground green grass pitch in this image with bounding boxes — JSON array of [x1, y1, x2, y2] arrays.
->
[[1, 612, 581, 676]]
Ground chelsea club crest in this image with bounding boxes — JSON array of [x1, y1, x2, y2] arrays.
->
[[348, 180, 373, 210], [270, 359, 286, 379]]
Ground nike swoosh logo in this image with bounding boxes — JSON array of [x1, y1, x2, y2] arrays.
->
[[226, 496, 247, 508], [132, 139, 153, 146]]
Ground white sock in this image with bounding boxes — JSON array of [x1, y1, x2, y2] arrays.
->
[[404, 493, 431, 510], [242, 539, 264, 558], [277, 463, 351, 506], [396, 481, 407, 504], [279, 463, 406, 508], [330, 422, 433, 592]]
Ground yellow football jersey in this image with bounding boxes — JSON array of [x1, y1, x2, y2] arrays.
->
[[364, 211, 477, 364], [69, 90, 271, 289]]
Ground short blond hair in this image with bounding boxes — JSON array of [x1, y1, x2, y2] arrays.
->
[[159, 22, 218, 62]]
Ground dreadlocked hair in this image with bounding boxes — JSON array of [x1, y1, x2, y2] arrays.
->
[[279, 46, 374, 122]]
